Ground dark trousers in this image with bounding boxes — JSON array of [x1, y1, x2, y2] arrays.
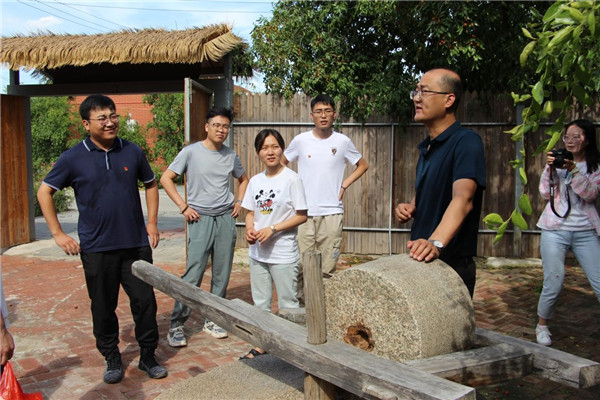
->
[[81, 247, 158, 357], [441, 255, 477, 298]]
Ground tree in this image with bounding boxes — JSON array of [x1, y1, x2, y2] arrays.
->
[[251, 0, 551, 121], [31, 96, 79, 168], [142, 93, 185, 182], [31, 96, 79, 215], [483, 0, 600, 242]]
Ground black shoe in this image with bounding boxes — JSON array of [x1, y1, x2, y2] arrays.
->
[[103, 349, 123, 384], [138, 348, 168, 379]]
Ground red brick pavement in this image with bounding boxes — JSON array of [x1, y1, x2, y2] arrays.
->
[[1, 253, 599, 399]]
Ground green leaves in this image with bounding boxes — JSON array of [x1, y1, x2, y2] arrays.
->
[[492, 0, 600, 245], [511, 210, 529, 230], [518, 194, 533, 215], [532, 81, 545, 104], [251, 1, 551, 121]]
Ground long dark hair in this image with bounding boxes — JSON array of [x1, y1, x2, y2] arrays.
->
[[566, 119, 600, 173]]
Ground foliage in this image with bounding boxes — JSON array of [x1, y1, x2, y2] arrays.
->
[[251, 0, 550, 121], [33, 164, 73, 217], [31, 96, 78, 215], [142, 93, 185, 184], [31, 97, 79, 167], [483, 0, 600, 243]]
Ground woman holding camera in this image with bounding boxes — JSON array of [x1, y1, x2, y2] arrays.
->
[[535, 119, 600, 346]]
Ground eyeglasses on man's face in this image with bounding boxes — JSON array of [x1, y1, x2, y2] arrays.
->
[[410, 89, 451, 100], [210, 122, 231, 131], [312, 108, 335, 116], [89, 113, 120, 125]]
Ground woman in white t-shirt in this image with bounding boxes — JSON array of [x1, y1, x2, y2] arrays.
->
[[240, 129, 308, 359]]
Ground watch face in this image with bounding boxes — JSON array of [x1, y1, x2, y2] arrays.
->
[[429, 240, 443, 249]]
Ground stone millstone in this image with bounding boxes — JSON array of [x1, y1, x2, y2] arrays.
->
[[325, 254, 475, 362]]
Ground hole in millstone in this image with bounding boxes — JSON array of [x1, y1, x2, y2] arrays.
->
[[343, 323, 374, 351]]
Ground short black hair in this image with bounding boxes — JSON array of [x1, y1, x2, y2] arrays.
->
[[310, 94, 336, 110], [254, 129, 285, 153], [207, 106, 234, 122], [79, 94, 116, 120]]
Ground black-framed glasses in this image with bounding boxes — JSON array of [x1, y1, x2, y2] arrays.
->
[[88, 114, 120, 125], [410, 89, 451, 100], [210, 122, 231, 131], [312, 108, 335, 116]]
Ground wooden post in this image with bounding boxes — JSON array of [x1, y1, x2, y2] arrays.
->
[[303, 251, 336, 400]]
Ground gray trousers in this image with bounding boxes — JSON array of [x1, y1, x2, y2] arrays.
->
[[170, 213, 236, 327]]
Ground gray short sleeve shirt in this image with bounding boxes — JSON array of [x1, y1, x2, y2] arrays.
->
[[168, 141, 245, 216]]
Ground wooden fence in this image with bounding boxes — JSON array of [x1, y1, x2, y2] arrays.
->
[[232, 92, 600, 258]]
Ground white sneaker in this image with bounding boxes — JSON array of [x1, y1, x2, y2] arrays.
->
[[536, 324, 552, 346], [167, 326, 187, 347], [203, 320, 228, 339]]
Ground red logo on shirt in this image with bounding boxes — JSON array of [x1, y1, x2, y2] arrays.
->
[[124, 167, 128, 171]]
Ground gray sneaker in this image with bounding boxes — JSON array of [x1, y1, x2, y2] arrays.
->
[[138, 348, 168, 379], [167, 326, 187, 347], [103, 349, 123, 384], [203, 320, 228, 339]]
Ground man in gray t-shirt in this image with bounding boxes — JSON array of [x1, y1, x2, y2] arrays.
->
[[161, 107, 248, 345]]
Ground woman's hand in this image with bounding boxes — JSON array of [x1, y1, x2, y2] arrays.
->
[[246, 227, 257, 244], [545, 152, 556, 167]]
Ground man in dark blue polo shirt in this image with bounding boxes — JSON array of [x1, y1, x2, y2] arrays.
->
[[37, 94, 167, 383], [395, 69, 486, 298]]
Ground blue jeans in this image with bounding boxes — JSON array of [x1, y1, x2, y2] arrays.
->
[[538, 229, 600, 320], [249, 258, 300, 312]]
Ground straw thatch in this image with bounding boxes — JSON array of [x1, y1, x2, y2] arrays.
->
[[0, 24, 243, 71]]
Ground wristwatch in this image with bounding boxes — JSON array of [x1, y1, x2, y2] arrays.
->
[[428, 239, 444, 249], [270, 225, 277, 233]]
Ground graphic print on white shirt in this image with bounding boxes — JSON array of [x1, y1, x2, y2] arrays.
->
[[255, 189, 276, 215]]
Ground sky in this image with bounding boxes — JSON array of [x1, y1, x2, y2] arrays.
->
[[0, 0, 275, 92]]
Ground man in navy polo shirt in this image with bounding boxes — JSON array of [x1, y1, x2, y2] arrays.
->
[[394, 69, 486, 298], [37, 94, 167, 384]]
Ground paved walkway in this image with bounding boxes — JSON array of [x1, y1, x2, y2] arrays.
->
[[1, 190, 599, 399]]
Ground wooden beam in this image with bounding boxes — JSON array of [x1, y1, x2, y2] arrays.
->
[[132, 260, 475, 400], [475, 327, 600, 389], [405, 343, 533, 387], [5, 81, 185, 97]]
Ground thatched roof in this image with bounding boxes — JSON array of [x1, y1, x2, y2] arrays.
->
[[0, 24, 243, 71]]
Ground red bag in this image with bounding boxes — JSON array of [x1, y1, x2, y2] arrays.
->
[[0, 362, 43, 400]]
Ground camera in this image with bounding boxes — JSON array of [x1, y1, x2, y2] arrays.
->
[[550, 148, 573, 168]]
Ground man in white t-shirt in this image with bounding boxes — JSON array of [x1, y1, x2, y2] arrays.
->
[[283, 94, 368, 302]]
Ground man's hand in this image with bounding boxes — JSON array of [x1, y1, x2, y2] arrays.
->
[[54, 232, 81, 256], [146, 222, 160, 248], [1, 317, 15, 366], [395, 202, 416, 223], [182, 207, 201, 223], [407, 239, 440, 262], [231, 201, 242, 218], [0, 326, 15, 365]]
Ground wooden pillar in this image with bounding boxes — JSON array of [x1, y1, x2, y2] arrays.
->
[[303, 251, 336, 400]]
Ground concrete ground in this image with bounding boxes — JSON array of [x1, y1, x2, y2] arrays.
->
[[1, 187, 599, 399]]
